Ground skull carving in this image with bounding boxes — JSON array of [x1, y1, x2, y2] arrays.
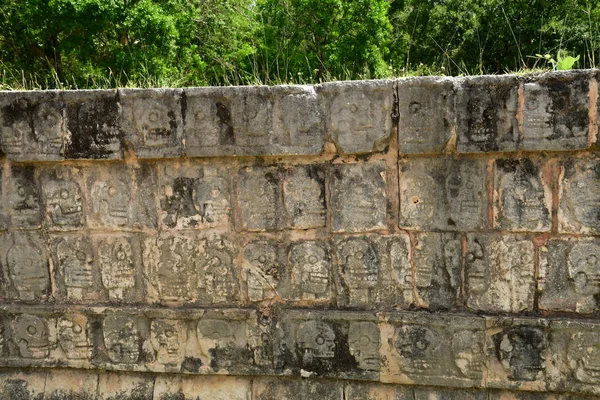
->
[[568, 243, 600, 296], [43, 177, 84, 227], [296, 320, 336, 365], [290, 242, 330, 300], [568, 331, 600, 384], [495, 326, 546, 381], [452, 330, 484, 379], [195, 175, 229, 224], [341, 238, 378, 290], [466, 239, 488, 294], [197, 239, 236, 303], [568, 165, 600, 230], [7, 234, 49, 301], [348, 321, 380, 371], [135, 102, 173, 148], [91, 177, 130, 226], [150, 319, 184, 366], [330, 92, 375, 149], [465, 94, 497, 145], [153, 236, 196, 302], [103, 315, 141, 364], [394, 325, 442, 374], [9, 168, 40, 225], [56, 238, 94, 298], [34, 102, 63, 154], [499, 170, 546, 229], [243, 242, 278, 302], [99, 238, 135, 301], [12, 314, 51, 359], [58, 315, 92, 360]]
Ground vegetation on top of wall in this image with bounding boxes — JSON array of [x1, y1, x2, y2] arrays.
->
[[0, 0, 599, 89]]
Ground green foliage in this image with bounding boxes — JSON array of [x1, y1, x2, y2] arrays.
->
[[254, 0, 392, 83], [1, 0, 600, 89]]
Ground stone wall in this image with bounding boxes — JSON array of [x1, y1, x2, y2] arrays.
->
[[0, 70, 599, 399]]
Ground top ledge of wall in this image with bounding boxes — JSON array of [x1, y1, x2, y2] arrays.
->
[[0, 70, 598, 161]]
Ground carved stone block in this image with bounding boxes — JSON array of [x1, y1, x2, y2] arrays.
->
[[40, 166, 85, 230], [398, 77, 455, 154], [120, 88, 184, 158], [159, 164, 230, 229], [276, 310, 380, 379], [334, 234, 413, 309], [11, 314, 53, 359], [494, 159, 552, 232], [101, 314, 149, 365], [143, 232, 238, 305], [486, 318, 550, 387], [194, 310, 266, 373], [413, 232, 462, 310], [399, 158, 488, 230], [57, 313, 93, 360], [236, 167, 280, 231], [318, 80, 394, 154], [558, 157, 600, 234], [282, 165, 326, 229], [465, 234, 535, 313], [271, 85, 324, 155], [242, 240, 283, 303], [331, 162, 387, 232], [523, 71, 589, 151], [85, 163, 157, 230], [149, 318, 187, 369], [550, 320, 600, 395], [381, 312, 485, 387], [0, 232, 50, 302], [287, 240, 332, 302], [0, 91, 66, 161], [7, 166, 41, 228], [539, 238, 600, 313], [253, 378, 344, 400], [95, 234, 144, 304], [62, 90, 123, 159], [456, 75, 519, 152]]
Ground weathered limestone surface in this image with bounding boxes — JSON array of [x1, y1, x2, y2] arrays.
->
[[0, 70, 600, 399]]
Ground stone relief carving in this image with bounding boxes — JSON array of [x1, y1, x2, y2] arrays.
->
[[348, 321, 380, 371], [98, 237, 136, 302], [103, 315, 142, 364], [493, 326, 547, 381], [58, 314, 92, 360], [42, 170, 84, 228], [12, 314, 52, 359], [289, 242, 330, 301], [5, 233, 50, 301], [296, 320, 336, 365], [150, 319, 186, 366]]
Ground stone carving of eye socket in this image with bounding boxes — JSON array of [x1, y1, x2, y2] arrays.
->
[[165, 330, 174, 338], [308, 255, 318, 264], [415, 338, 429, 351], [409, 102, 422, 114], [17, 186, 25, 196], [148, 111, 160, 124], [349, 104, 359, 113], [76, 250, 87, 262], [108, 186, 117, 197], [116, 250, 126, 260], [60, 189, 69, 200], [27, 325, 37, 335], [316, 335, 326, 345], [354, 251, 364, 260], [257, 255, 267, 264], [526, 98, 539, 111], [72, 324, 82, 334]]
